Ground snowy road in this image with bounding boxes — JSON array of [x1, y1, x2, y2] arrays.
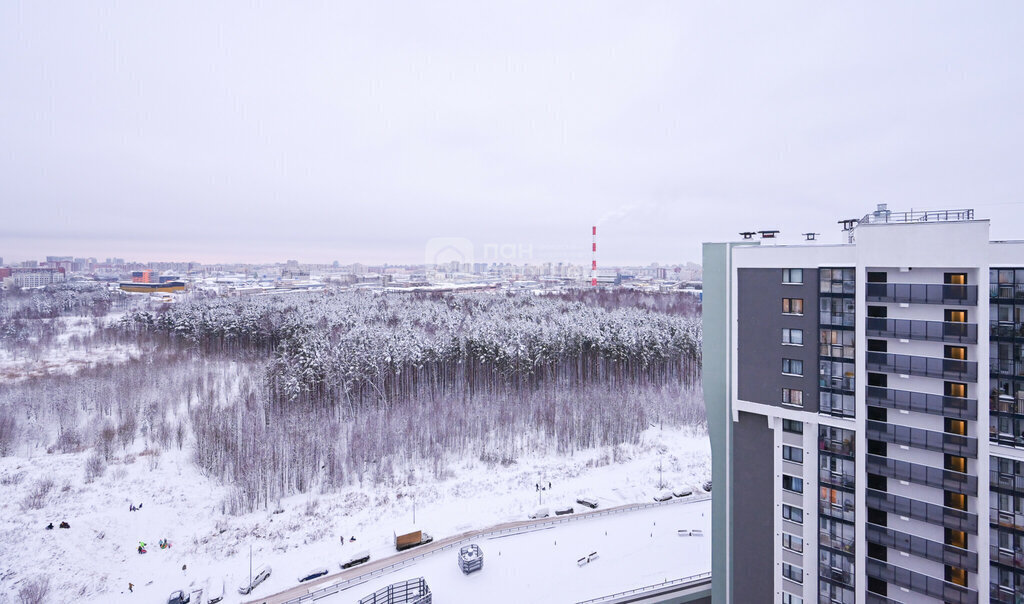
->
[[247, 496, 711, 604]]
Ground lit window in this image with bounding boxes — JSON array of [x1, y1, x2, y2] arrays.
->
[[782, 298, 804, 314]]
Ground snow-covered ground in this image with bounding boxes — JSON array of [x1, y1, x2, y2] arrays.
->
[[0, 427, 710, 604], [311, 498, 712, 604], [0, 316, 138, 384]]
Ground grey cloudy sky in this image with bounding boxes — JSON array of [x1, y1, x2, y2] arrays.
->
[[2, 2, 1023, 265]]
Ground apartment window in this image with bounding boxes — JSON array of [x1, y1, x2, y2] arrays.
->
[[783, 269, 803, 284], [944, 490, 967, 511], [782, 532, 804, 553], [945, 309, 967, 323], [782, 445, 803, 464], [782, 474, 804, 493], [782, 358, 804, 376], [945, 454, 967, 474], [782, 328, 804, 345], [944, 272, 967, 285], [782, 562, 803, 584], [782, 298, 804, 315], [782, 388, 803, 407], [781, 594, 803, 604], [944, 345, 967, 361], [946, 565, 968, 587], [945, 382, 967, 398], [782, 504, 803, 524], [782, 419, 803, 434]]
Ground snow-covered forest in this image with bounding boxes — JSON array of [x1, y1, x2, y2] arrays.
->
[[2, 287, 702, 516]]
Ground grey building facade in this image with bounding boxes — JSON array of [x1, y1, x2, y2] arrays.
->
[[703, 208, 1024, 604]]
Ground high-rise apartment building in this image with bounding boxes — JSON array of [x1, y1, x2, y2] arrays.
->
[[703, 207, 1024, 603]]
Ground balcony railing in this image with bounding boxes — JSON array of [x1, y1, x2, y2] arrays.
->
[[990, 321, 1024, 339], [990, 544, 1024, 570], [866, 420, 977, 457], [866, 351, 978, 381], [990, 394, 1024, 416], [990, 507, 1024, 533], [866, 453, 977, 496], [819, 468, 856, 490], [990, 469, 1024, 492], [865, 488, 978, 532], [865, 559, 978, 604], [866, 385, 977, 420], [991, 359, 1024, 379], [865, 317, 977, 344], [865, 282, 977, 306], [819, 530, 855, 554], [866, 523, 978, 571], [990, 282, 1024, 300]]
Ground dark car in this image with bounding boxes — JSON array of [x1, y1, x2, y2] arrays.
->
[[702, 480, 712, 492], [167, 590, 190, 604]]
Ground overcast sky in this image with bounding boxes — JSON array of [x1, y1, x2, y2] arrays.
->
[[2, 2, 1023, 266]]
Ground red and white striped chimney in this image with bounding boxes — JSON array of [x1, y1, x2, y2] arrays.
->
[[591, 226, 597, 286]]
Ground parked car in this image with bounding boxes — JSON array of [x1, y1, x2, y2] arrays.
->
[[575, 496, 599, 509], [341, 550, 371, 570], [554, 505, 574, 516], [702, 480, 712, 492], [528, 506, 550, 519], [238, 565, 272, 595], [167, 590, 190, 604], [204, 577, 224, 604], [654, 490, 673, 502], [297, 567, 328, 583], [673, 487, 693, 498]]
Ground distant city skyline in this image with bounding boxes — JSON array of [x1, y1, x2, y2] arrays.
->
[[3, 2, 1023, 265]]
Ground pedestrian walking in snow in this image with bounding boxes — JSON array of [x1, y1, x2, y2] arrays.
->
[[45, 523, 53, 530], [350, 536, 356, 542], [182, 564, 187, 573], [128, 582, 133, 593]]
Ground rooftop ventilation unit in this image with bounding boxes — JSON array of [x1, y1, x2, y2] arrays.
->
[[758, 230, 779, 239], [739, 232, 756, 240]]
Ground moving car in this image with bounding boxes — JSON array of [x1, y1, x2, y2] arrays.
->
[[238, 565, 272, 595], [297, 567, 329, 583], [341, 550, 371, 570], [575, 496, 599, 509]]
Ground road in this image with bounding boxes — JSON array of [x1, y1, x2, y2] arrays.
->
[[245, 495, 710, 604]]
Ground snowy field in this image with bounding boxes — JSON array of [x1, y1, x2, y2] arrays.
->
[[300, 498, 712, 604], [0, 426, 710, 604]]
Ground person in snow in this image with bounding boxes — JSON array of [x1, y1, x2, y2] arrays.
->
[[181, 564, 187, 573], [340, 535, 344, 545], [45, 523, 53, 530], [350, 536, 356, 542], [128, 582, 133, 593], [59, 521, 70, 528]]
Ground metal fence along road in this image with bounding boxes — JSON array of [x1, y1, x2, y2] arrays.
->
[[249, 493, 712, 604]]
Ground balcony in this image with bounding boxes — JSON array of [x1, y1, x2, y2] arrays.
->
[[990, 544, 1024, 570], [866, 386, 977, 420], [990, 394, 1024, 416], [866, 282, 977, 306], [990, 282, 1024, 301], [865, 559, 978, 604], [990, 321, 1024, 339], [990, 468, 1024, 492], [819, 530, 855, 554], [866, 420, 977, 457], [866, 454, 977, 496], [865, 594, 903, 604], [819, 467, 856, 490], [866, 351, 978, 381], [991, 359, 1024, 379], [866, 522, 978, 572], [865, 317, 977, 344], [991, 507, 1024, 532], [865, 488, 978, 532]]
